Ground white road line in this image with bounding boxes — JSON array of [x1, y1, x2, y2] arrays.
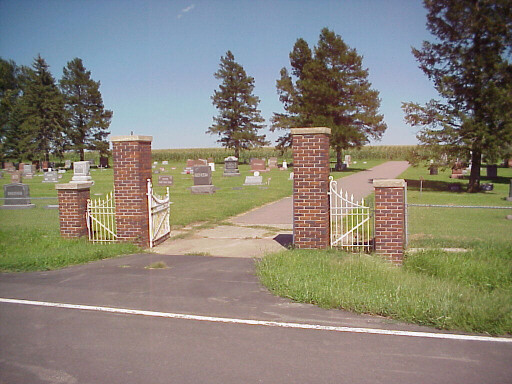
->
[[1, 297, 511, 344]]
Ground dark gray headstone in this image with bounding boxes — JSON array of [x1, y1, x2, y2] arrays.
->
[[99, 157, 109, 168], [193, 166, 212, 186], [486, 164, 498, 179], [2, 183, 35, 209], [507, 180, 512, 202], [223, 156, 240, 176], [158, 175, 174, 186]]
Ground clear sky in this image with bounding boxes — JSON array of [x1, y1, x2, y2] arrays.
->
[[0, 0, 438, 149]]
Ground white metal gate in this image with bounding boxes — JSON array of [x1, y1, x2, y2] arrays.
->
[[147, 179, 171, 248], [87, 191, 117, 243], [329, 177, 372, 252]]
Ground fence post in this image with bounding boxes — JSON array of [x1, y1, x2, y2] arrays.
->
[[111, 135, 152, 248], [373, 179, 407, 265], [56, 182, 93, 238], [291, 127, 331, 249]]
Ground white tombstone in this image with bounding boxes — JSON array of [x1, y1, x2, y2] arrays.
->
[[209, 162, 215, 172], [244, 171, 263, 186], [282, 161, 288, 169], [289, 172, 294, 180], [71, 161, 93, 184], [162, 161, 169, 165]]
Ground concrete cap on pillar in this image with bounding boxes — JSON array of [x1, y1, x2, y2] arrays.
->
[[110, 135, 152, 142], [373, 179, 407, 188], [55, 182, 94, 190], [290, 127, 331, 135]]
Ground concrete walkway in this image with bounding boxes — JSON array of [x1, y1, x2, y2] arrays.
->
[[153, 161, 409, 258]]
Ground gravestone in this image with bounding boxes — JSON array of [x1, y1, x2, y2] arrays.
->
[[507, 180, 512, 202], [58, 169, 66, 174], [289, 172, 294, 180], [244, 171, 263, 186], [159, 167, 165, 172], [281, 161, 288, 170], [4, 161, 14, 171], [223, 156, 240, 176], [65, 160, 72, 169], [480, 183, 494, 191], [344, 155, 352, 167], [162, 161, 168, 165], [158, 175, 173, 187], [154, 161, 158, 165], [42, 161, 49, 171], [250, 158, 266, 172], [268, 157, 278, 169], [209, 162, 215, 172], [449, 183, 462, 192], [11, 172, 22, 183], [1, 183, 35, 209], [429, 166, 438, 175], [191, 165, 215, 194], [486, 164, 498, 179], [99, 156, 109, 168], [450, 163, 464, 179], [42, 171, 58, 183], [71, 161, 93, 184]]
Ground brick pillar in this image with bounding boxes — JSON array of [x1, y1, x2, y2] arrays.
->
[[111, 135, 152, 248], [56, 182, 92, 238], [373, 179, 407, 265], [291, 127, 331, 249]]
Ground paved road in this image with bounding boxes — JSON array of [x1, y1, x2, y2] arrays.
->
[[1, 254, 511, 383]]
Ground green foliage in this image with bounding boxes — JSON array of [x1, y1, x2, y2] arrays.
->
[[60, 58, 112, 161], [16, 55, 68, 161], [208, 51, 268, 159], [402, 0, 512, 192], [272, 27, 386, 167]]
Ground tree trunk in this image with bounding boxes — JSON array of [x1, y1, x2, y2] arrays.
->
[[335, 147, 343, 171], [80, 148, 85, 161], [467, 148, 481, 193], [234, 147, 240, 160]]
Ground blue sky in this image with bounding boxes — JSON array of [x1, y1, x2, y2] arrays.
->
[[0, 0, 438, 149]]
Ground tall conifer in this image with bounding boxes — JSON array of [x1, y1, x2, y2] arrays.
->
[[60, 58, 112, 161], [208, 51, 268, 159]]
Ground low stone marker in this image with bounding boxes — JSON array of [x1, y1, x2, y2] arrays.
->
[[162, 161, 168, 165], [11, 172, 22, 183], [158, 175, 173, 186], [244, 171, 263, 186], [1, 183, 35, 209], [450, 163, 464, 179], [191, 165, 215, 194], [223, 156, 240, 176], [43, 171, 58, 183], [65, 160, 72, 169], [268, 157, 278, 169], [281, 161, 288, 170], [71, 161, 93, 184], [159, 167, 165, 172], [289, 172, 294, 180]]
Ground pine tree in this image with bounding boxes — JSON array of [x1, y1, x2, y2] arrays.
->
[[16, 55, 67, 162], [402, 0, 512, 192], [272, 28, 386, 168], [60, 58, 112, 161], [0, 58, 21, 161], [207, 51, 268, 159]]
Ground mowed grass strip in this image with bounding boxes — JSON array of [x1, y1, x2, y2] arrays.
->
[[256, 248, 512, 335]]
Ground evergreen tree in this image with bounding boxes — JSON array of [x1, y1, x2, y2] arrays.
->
[[207, 51, 268, 159], [16, 55, 67, 161], [60, 58, 112, 161], [0, 58, 21, 161], [402, 0, 512, 192], [272, 28, 386, 168]]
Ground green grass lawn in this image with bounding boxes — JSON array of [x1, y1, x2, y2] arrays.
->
[[257, 164, 512, 335], [0, 159, 382, 272]]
